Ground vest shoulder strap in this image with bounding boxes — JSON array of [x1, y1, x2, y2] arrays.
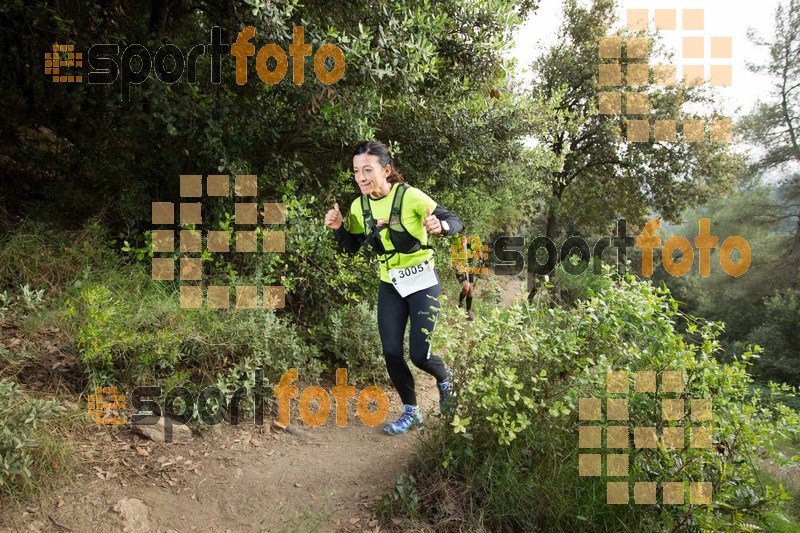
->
[[390, 183, 410, 223], [360, 194, 374, 233]]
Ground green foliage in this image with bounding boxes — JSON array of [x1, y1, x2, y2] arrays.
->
[[392, 269, 800, 531], [0, 284, 47, 320], [119, 194, 379, 328], [0, 380, 67, 499], [553, 258, 613, 306], [745, 289, 800, 387], [65, 277, 185, 384], [317, 301, 389, 386], [210, 309, 325, 416], [247, 196, 379, 325], [654, 182, 800, 387], [379, 472, 420, 522], [0, 0, 541, 243], [63, 263, 324, 390]]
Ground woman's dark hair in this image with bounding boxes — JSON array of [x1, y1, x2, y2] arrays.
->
[[352, 140, 405, 184]]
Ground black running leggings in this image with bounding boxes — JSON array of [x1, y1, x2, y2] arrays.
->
[[378, 279, 449, 406]]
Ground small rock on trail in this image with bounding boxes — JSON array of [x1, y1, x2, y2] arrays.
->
[[113, 498, 150, 532]]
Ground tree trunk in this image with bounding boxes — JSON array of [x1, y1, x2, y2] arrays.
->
[[529, 184, 563, 300], [791, 213, 800, 288]]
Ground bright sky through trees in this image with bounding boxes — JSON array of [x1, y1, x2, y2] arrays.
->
[[510, 0, 781, 118]]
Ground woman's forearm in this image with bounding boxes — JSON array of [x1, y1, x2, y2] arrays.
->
[[431, 205, 463, 236], [333, 225, 365, 253]]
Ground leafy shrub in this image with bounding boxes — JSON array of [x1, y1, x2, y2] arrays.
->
[[64, 264, 325, 393], [744, 289, 800, 387], [0, 380, 68, 499], [318, 301, 389, 386], [66, 281, 185, 384], [210, 308, 325, 418], [265, 196, 380, 324], [0, 284, 47, 320], [554, 258, 613, 306], [392, 268, 800, 531]]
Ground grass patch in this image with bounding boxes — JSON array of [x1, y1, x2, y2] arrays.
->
[[0, 380, 79, 503], [0, 218, 116, 291]]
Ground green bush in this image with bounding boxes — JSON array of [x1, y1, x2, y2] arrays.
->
[[744, 289, 800, 387], [210, 308, 325, 417], [554, 258, 613, 306], [64, 264, 325, 393], [318, 301, 389, 386], [65, 274, 187, 385], [0, 380, 69, 499], [262, 196, 380, 325], [390, 268, 800, 531]]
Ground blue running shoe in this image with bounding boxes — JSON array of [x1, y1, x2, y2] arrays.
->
[[384, 404, 423, 435], [438, 370, 455, 414]]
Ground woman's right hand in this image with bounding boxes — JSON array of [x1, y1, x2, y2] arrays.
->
[[324, 202, 343, 230]]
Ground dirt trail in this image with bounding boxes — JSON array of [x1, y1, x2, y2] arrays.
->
[[485, 272, 527, 308], [0, 378, 440, 533]]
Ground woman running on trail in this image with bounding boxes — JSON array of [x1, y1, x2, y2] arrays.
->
[[324, 140, 463, 435]]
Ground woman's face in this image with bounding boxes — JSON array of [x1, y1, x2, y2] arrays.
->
[[353, 153, 390, 196]]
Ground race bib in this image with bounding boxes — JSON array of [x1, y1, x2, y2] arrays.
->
[[389, 259, 438, 297]]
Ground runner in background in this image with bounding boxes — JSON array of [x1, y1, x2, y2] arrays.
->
[[456, 236, 486, 321]]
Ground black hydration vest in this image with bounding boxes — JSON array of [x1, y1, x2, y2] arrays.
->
[[360, 183, 432, 263]]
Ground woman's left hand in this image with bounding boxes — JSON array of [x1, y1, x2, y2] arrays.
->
[[423, 207, 442, 235]]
